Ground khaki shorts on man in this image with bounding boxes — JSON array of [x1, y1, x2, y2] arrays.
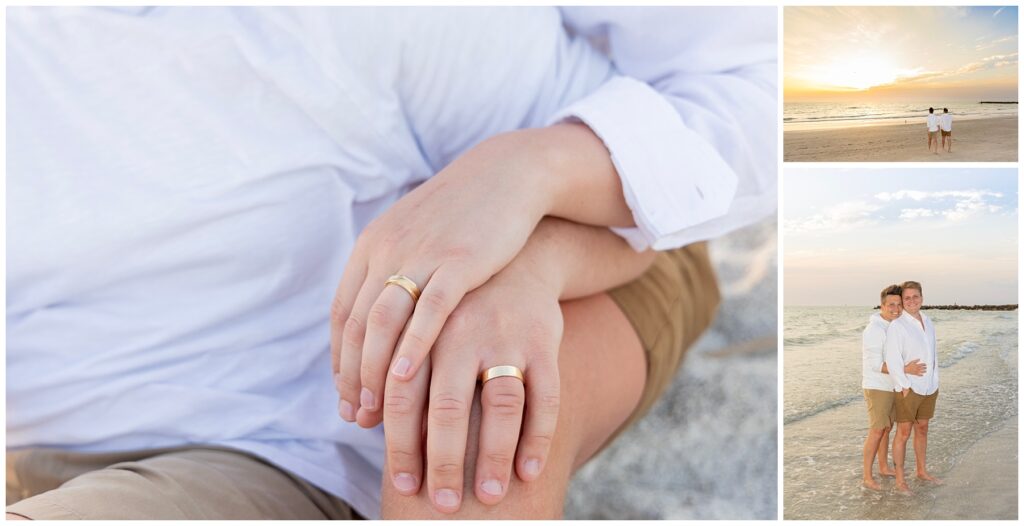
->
[[894, 389, 938, 422], [863, 389, 896, 429]]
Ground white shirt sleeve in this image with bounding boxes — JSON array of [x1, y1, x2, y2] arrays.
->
[[551, 7, 778, 251], [862, 326, 886, 374], [884, 323, 910, 391]]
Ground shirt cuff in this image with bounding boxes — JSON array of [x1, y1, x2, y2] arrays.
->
[[545, 75, 738, 251]]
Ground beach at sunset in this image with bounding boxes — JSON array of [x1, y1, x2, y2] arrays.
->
[[784, 115, 1017, 161], [783, 6, 1018, 161]]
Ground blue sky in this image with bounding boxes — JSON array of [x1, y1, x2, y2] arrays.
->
[[784, 167, 1017, 306]]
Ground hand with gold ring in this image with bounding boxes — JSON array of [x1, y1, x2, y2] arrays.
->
[[381, 263, 564, 513], [329, 124, 636, 430]]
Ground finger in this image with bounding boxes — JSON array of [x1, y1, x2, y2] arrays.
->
[[426, 354, 478, 514], [336, 276, 382, 422], [392, 265, 467, 382], [330, 254, 368, 380], [383, 350, 431, 496], [474, 374, 526, 505], [357, 272, 427, 427], [516, 353, 560, 483]]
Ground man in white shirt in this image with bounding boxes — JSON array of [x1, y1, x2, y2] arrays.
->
[[926, 107, 940, 154], [940, 108, 953, 153], [884, 281, 942, 495], [861, 284, 925, 490]]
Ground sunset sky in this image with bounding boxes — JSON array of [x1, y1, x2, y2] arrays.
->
[[784, 168, 1017, 306], [785, 6, 1018, 102]]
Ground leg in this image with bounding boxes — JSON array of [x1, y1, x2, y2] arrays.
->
[[892, 421, 914, 494], [877, 425, 895, 477], [913, 419, 942, 484], [862, 427, 886, 489], [381, 292, 647, 518]]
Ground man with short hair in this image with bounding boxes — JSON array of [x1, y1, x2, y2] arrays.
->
[[862, 284, 925, 490], [939, 108, 953, 153], [926, 108, 940, 154], [884, 281, 942, 495]]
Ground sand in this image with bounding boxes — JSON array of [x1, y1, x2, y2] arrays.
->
[[784, 115, 1018, 162], [926, 418, 1018, 520], [565, 218, 778, 519]]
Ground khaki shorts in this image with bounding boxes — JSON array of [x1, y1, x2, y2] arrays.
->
[[928, 130, 939, 137], [941, 130, 951, 137], [894, 389, 938, 422], [602, 242, 720, 447], [863, 389, 896, 429], [6, 447, 359, 519], [6, 243, 719, 519]]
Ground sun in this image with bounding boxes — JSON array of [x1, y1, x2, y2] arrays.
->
[[808, 54, 904, 91]]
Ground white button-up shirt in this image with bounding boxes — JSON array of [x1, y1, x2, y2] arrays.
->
[[927, 113, 940, 132], [884, 310, 939, 395], [7, 7, 777, 518], [940, 113, 953, 132], [862, 313, 897, 392]]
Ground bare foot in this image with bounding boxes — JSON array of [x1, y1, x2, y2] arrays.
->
[[862, 478, 882, 491], [917, 472, 944, 485], [894, 481, 914, 495]]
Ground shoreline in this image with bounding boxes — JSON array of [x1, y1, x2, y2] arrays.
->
[[784, 115, 1018, 161], [783, 111, 1017, 132], [926, 418, 1018, 520]]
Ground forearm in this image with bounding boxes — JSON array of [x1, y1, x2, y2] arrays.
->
[[496, 216, 656, 301], [472, 123, 635, 229]]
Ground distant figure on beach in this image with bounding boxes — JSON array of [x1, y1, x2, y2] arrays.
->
[[861, 285, 925, 491], [940, 108, 953, 153], [926, 107, 940, 154], [884, 281, 943, 495]]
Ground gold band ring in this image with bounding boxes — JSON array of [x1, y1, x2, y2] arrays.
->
[[480, 365, 525, 385], [384, 274, 421, 302]]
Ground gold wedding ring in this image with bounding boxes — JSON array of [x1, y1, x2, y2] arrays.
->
[[384, 274, 421, 302], [480, 365, 525, 385]]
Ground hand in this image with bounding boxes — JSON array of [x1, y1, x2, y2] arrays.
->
[[903, 359, 926, 377], [902, 388, 910, 398], [331, 124, 634, 428], [382, 254, 564, 513], [330, 133, 555, 427]]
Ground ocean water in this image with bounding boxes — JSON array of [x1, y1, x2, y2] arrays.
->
[[784, 102, 1018, 130], [784, 306, 1017, 520]]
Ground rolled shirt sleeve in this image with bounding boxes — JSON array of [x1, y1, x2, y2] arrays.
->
[[551, 7, 778, 251]]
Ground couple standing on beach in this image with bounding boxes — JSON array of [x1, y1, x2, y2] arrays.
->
[[861, 282, 942, 494], [927, 107, 954, 154]]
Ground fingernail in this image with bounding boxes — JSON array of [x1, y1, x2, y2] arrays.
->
[[435, 489, 460, 509], [360, 387, 375, 410], [524, 458, 541, 477], [339, 399, 354, 421], [480, 479, 503, 496], [393, 472, 417, 493], [392, 357, 411, 377]]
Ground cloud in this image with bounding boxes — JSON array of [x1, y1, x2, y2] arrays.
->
[[876, 189, 1004, 221], [975, 34, 1017, 51], [787, 200, 881, 233]]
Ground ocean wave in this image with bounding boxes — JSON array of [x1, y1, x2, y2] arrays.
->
[[938, 341, 980, 368], [784, 394, 862, 425]]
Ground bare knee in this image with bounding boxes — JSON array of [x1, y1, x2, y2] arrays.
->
[[914, 420, 929, 436]]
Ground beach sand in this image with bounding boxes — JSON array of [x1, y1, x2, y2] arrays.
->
[[784, 115, 1018, 162], [926, 418, 1018, 520], [565, 218, 778, 519]]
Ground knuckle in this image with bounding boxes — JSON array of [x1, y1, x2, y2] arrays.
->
[[343, 316, 366, 347], [336, 373, 360, 396], [430, 461, 464, 479], [329, 298, 350, 328], [419, 288, 450, 313], [401, 331, 431, 354], [430, 395, 469, 426], [388, 447, 421, 466], [534, 390, 561, 415], [525, 432, 554, 450], [484, 389, 524, 417], [368, 302, 394, 328], [440, 245, 474, 263], [484, 452, 514, 467], [384, 392, 417, 417]]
